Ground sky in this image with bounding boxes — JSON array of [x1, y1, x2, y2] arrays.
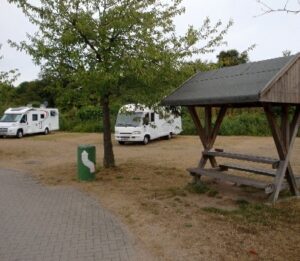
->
[[0, 0, 299, 85]]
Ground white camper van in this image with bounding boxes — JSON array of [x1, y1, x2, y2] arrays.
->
[[0, 106, 59, 138], [115, 104, 182, 145]]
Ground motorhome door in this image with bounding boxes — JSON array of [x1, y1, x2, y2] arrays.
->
[[19, 114, 29, 134]]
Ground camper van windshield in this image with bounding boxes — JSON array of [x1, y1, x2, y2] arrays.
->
[[0, 114, 22, 123], [116, 112, 143, 127]]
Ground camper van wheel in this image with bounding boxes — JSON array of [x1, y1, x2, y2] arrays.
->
[[118, 141, 125, 145], [16, 129, 23, 138], [143, 135, 149, 145], [44, 128, 49, 135]]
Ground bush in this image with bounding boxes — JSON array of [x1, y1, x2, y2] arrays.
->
[[77, 106, 102, 121], [181, 109, 271, 136], [219, 112, 270, 136]]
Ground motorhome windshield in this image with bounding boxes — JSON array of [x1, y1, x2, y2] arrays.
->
[[116, 112, 143, 127], [0, 114, 22, 123]]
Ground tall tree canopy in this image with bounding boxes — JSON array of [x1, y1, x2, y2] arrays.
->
[[217, 49, 249, 67], [8, 0, 231, 168]]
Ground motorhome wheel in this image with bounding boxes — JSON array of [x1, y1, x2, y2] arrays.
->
[[143, 135, 149, 145], [16, 130, 23, 138], [44, 128, 49, 135]]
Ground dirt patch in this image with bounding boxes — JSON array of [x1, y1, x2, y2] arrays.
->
[[0, 133, 300, 260]]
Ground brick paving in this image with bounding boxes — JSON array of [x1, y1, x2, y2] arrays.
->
[[0, 169, 137, 261]]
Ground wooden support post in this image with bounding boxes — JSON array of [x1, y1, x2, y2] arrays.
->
[[209, 107, 227, 148], [263, 104, 300, 203], [188, 106, 227, 172], [205, 106, 212, 144], [281, 105, 290, 150], [187, 106, 206, 146]]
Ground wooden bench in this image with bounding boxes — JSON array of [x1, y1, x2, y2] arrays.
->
[[203, 150, 280, 168], [219, 163, 276, 177], [187, 167, 275, 194]]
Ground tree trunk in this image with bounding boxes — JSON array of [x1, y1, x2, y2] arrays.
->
[[101, 95, 115, 168]]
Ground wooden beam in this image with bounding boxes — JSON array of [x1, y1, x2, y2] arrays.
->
[[187, 106, 206, 147], [209, 106, 227, 148], [281, 105, 290, 150], [264, 104, 285, 158], [188, 106, 227, 170], [205, 106, 212, 144], [290, 106, 300, 143], [272, 110, 300, 202], [264, 104, 300, 201]]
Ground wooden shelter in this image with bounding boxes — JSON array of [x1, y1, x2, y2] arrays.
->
[[162, 54, 300, 203]]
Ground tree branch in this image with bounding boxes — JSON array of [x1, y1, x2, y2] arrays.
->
[[256, 0, 300, 15], [69, 18, 103, 63]]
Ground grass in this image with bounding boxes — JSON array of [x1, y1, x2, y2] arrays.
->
[[202, 199, 300, 227], [185, 183, 209, 194], [185, 182, 219, 197]]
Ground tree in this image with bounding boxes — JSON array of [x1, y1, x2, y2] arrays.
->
[[217, 49, 249, 67], [256, 0, 300, 15], [8, 0, 231, 168], [282, 50, 292, 56], [0, 44, 19, 85], [0, 44, 19, 113]]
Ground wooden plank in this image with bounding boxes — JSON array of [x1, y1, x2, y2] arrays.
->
[[219, 163, 276, 177], [203, 150, 280, 166], [187, 168, 274, 193]]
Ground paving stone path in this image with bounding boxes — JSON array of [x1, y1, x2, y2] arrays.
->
[[0, 169, 139, 261]]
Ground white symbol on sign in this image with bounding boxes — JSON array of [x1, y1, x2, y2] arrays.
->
[[81, 150, 95, 173]]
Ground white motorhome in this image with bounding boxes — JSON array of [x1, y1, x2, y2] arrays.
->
[[115, 104, 182, 145], [0, 106, 59, 138]]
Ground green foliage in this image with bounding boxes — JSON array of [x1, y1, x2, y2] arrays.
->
[[217, 49, 249, 67], [77, 106, 102, 121], [181, 108, 271, 136], [59, 115, 102, 133], [219, 111, 270, 136], [185, 183, 209, 194], [181, 107, 197, 135], [185, 182, 219, 197], [8, 0, 232, 167], [0, 44, 20, 85]]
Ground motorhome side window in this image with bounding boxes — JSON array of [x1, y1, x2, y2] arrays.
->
[[20, 115, 27, 123], [143, 113, 149, 125], [41, 114, 45, 119], [50, 110, 56, 117], [150, 112, 155, 122], [32, 114, 38, 121]]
